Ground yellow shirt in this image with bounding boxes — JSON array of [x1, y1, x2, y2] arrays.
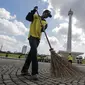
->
[[28, 14, 47, 39], [68, 55, 73, 61]]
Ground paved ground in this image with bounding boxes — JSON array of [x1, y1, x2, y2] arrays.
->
[[0, 58, 85, 85]]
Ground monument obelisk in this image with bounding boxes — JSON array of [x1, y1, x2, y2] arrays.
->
[[67, 9, 73, 52], [58, 9, 83, 58]]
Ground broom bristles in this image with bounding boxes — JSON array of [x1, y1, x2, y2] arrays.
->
[[50, 50, 85, 78]]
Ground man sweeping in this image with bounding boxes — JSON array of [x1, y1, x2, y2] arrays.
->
[[21, 6, 52, 80]]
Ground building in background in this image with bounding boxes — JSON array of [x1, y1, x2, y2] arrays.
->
[[22, 45, 27, 54], [0, 45, 3, 51]]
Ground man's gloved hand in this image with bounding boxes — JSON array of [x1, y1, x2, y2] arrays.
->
[[41, 24, 47, 32], [34, 6, 38, 11], [41, 25, 45, 32]]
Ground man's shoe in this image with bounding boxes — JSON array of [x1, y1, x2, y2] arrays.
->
[[30, 74, 38, 80], [21, 71, 31, 76]]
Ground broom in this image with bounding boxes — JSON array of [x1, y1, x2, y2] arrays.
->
[[36, 10, 84, 78]]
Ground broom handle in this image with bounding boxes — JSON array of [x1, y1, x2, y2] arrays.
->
[[36, 11, 52, 50], [44, 31, 52, 49]]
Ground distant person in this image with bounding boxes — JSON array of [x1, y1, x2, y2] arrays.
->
[[5, 52, 8, 57], [68, 53, 73, 64], [21, 6, 52, 80], [18, 53, 22, 59]]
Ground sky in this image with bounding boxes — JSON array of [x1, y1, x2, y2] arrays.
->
[[0, 0, 85, 56]]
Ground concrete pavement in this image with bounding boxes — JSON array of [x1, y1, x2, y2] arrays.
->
[[0, 58, 85, 85]]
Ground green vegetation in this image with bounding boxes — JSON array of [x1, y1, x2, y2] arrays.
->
[[0, 53, 5, 56], [0, 52, 50, 62], [0, 53, 44, 59], [82, 59, 85, 64], [0, 53, 25, 58]]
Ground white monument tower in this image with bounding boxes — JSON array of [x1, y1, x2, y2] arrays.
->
[[67, 9, 73, 52], [58, 9, 83, 58]]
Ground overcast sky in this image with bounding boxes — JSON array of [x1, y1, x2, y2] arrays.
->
[[0, 0, 85, 55]]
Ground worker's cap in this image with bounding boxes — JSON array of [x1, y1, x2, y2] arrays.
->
[[43, 10, 52, 18]]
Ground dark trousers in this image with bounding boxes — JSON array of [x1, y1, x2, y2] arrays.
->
[[68, 60, 72, 64], [22, 36, 40, 75]]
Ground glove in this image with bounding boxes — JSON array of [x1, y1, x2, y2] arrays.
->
[[34, 6, 38, 11], [41, 25, 45, 32]]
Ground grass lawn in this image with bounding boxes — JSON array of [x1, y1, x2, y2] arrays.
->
[[0, 53, 44, 60], [0, 53, 25, 58]]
